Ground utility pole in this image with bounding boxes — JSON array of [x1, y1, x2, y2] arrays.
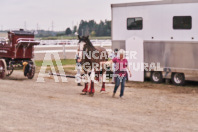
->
[[37, 23, 39, 31], [51, 21, 54, 31], [24, 21, 27, 30], [72, 21, 74, 30]]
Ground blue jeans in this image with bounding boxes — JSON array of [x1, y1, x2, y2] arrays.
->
[[114, 76, 126, 97]]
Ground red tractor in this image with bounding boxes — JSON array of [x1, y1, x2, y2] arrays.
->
[[0, 29, 40, 79]]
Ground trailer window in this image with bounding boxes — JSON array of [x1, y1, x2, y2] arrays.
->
[[173, 16, 192, 29], [127, 17, 143, 30]]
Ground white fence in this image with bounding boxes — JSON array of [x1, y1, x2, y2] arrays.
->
[[39, 39, 111, 46], [34, 40, 112, 59]]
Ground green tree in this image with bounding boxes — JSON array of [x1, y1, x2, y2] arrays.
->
[[77, 20, 111, 36], [90, 31, 96, 37], [65, 28, 72, 35]]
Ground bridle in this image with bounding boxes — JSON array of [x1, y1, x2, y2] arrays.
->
[[78, 41, 91, 60]]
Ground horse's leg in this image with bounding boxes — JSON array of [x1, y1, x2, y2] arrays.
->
[[95, 71, 100, 82], [81, 73, 89, 95], [101, 71, 107, 92], [82, 82, 88, 93], [88, 69, 95, 96], [89, 80, 95, 96]]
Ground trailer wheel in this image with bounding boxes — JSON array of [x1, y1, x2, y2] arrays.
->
[[0, 59, 7, 79], [171, 73, 185, 86], [151, 71, 163, 83]]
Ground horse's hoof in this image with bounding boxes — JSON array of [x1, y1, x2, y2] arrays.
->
[[80, 92, 87, 95], [89, 93, 94, 97]]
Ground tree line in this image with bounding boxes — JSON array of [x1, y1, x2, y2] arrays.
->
[[35, 20, 111, 38], [65, 20, 111, 36]]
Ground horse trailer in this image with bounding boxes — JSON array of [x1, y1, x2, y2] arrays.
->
[[111, 0, 198, 85]]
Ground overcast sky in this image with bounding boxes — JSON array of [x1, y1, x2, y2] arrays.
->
[[0, 0, 158, 31]]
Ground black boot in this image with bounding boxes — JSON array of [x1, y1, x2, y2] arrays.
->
[[78, 83, 83, 86]]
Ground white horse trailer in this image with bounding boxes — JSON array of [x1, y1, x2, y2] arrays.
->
[[111, 0, 198, 85]]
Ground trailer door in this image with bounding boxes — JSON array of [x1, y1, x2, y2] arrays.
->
[[126, 36, 144, 82]]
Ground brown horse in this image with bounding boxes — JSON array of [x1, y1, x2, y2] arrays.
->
[[77, 35, 108, 96]]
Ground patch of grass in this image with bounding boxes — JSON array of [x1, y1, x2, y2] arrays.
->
[[64, 67, 75, 71], [60, 59, 76, 66], [35, 59, 76, 75], [126, 79, 198, 94], [35, 59, 76, 67]]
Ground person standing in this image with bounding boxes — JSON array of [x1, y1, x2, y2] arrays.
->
[[102, 49, 132, 98], [109, 48, 118, 84], [75, 52, 82, 86]]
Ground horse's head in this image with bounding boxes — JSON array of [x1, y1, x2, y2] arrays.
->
[[77, 35, 89, 59]]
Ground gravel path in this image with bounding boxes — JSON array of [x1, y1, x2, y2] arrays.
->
[[0, 71, 198, 132]]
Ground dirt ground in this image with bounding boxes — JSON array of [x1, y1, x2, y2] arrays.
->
[[0, 71, 198, 132]]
